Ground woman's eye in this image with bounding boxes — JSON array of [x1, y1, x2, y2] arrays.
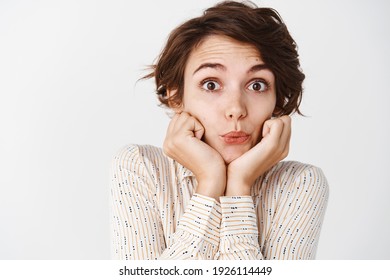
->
[[202, 80, 221, 91], [248, 80, 268, 92]]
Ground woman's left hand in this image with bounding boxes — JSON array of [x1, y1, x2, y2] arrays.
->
[[225, 115, 291, 196]]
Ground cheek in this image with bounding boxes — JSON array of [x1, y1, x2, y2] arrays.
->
[[198, 113, 218, 135], [184, 99, 219, 127], [196, 112, 221, 144], [254, 94, 276, 118], [250, 104, 275, 137], [252, 105, 274, 123]]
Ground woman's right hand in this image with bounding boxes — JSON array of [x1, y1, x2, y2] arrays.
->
[[163, 112, 226, 200]]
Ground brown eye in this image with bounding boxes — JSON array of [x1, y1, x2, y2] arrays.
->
[[248, 80, 267, 92], [202, 80, 221, 91], [252, 82, 261, 91], [207, 82, 215, 90]]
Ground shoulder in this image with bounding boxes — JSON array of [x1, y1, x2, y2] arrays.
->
[[110, 144, 173, 197], [262, 161, 329, 199], [267, 161, 327, 183], [111, 144, 169, 175], [112, 144, 166, 163]]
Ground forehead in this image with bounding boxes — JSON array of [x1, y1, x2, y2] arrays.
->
[[187, 35, 262, 68]]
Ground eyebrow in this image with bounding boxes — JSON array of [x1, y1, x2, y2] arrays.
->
[[193, 63, 225, 75], [248, 63, 270, 73], [193, 63, 270, 75]]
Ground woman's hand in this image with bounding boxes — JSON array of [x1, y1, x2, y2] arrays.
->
[[163, 112, 226, 200], [225, 115, 291, 196]]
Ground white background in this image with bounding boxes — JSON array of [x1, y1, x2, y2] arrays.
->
[[0, 0, 389, 259]]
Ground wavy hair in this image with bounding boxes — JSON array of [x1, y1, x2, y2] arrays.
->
[[144, 1, 305, 116]]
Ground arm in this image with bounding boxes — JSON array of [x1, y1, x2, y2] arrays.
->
[[159, 112, 228, 259], [262, 165, 329, 259], [216, 116, 291, 259], [110, 145, 222, 259], [163, 112, 226, 201]]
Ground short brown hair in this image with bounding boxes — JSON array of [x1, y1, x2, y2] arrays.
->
[[145, 1, 305, 116]]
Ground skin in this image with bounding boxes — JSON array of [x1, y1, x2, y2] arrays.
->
[[163, 35, 291, 201]]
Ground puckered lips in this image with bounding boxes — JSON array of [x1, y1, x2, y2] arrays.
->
[[221, 131, 250, 144]]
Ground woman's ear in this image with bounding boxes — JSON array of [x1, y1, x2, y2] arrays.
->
[[167, 89, 183, 113]]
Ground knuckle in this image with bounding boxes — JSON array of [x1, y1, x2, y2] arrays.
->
[[284, 116, 291, 126], [269, 119, 282, 129], [180, 111, 189, 119], [171, 113, 180, 121]]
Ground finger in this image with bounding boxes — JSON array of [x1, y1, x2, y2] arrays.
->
[[166, 112, 181, 136], [279, 115, 291, 142], [171, 111, 191, 133], [192, 117, 205, 140], [262, 119, 270, 138], [262, 118, 284, 142], [164, 113, 180, 156], [179, 112, 204, 139], [170, 111, 205, 140], [279, 115, 291, 153]]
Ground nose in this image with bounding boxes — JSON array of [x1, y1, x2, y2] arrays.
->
[[224, 90, 247, 121]]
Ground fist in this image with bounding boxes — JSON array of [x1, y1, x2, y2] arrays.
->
[[163, 112, 226, 199], [226, 115, 291, 196]]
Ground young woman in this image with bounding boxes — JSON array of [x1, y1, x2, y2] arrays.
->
[[110, 1, 329, 260]]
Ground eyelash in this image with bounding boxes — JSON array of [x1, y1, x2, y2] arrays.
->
[[199, 79, 270, 93]]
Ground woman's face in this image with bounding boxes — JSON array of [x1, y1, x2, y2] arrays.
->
[[181, 35, 276, 164]]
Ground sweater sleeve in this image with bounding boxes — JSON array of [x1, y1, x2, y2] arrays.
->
[[216, 196, 264, 260], [110, 145, 221, 260]]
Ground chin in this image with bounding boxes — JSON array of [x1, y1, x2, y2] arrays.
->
[[221, 151, 244, 164], [218, 143, 251, 164]]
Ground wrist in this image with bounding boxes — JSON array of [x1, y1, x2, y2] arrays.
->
[[196, 175, 226, 202], [225, 179, 252, 196]]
